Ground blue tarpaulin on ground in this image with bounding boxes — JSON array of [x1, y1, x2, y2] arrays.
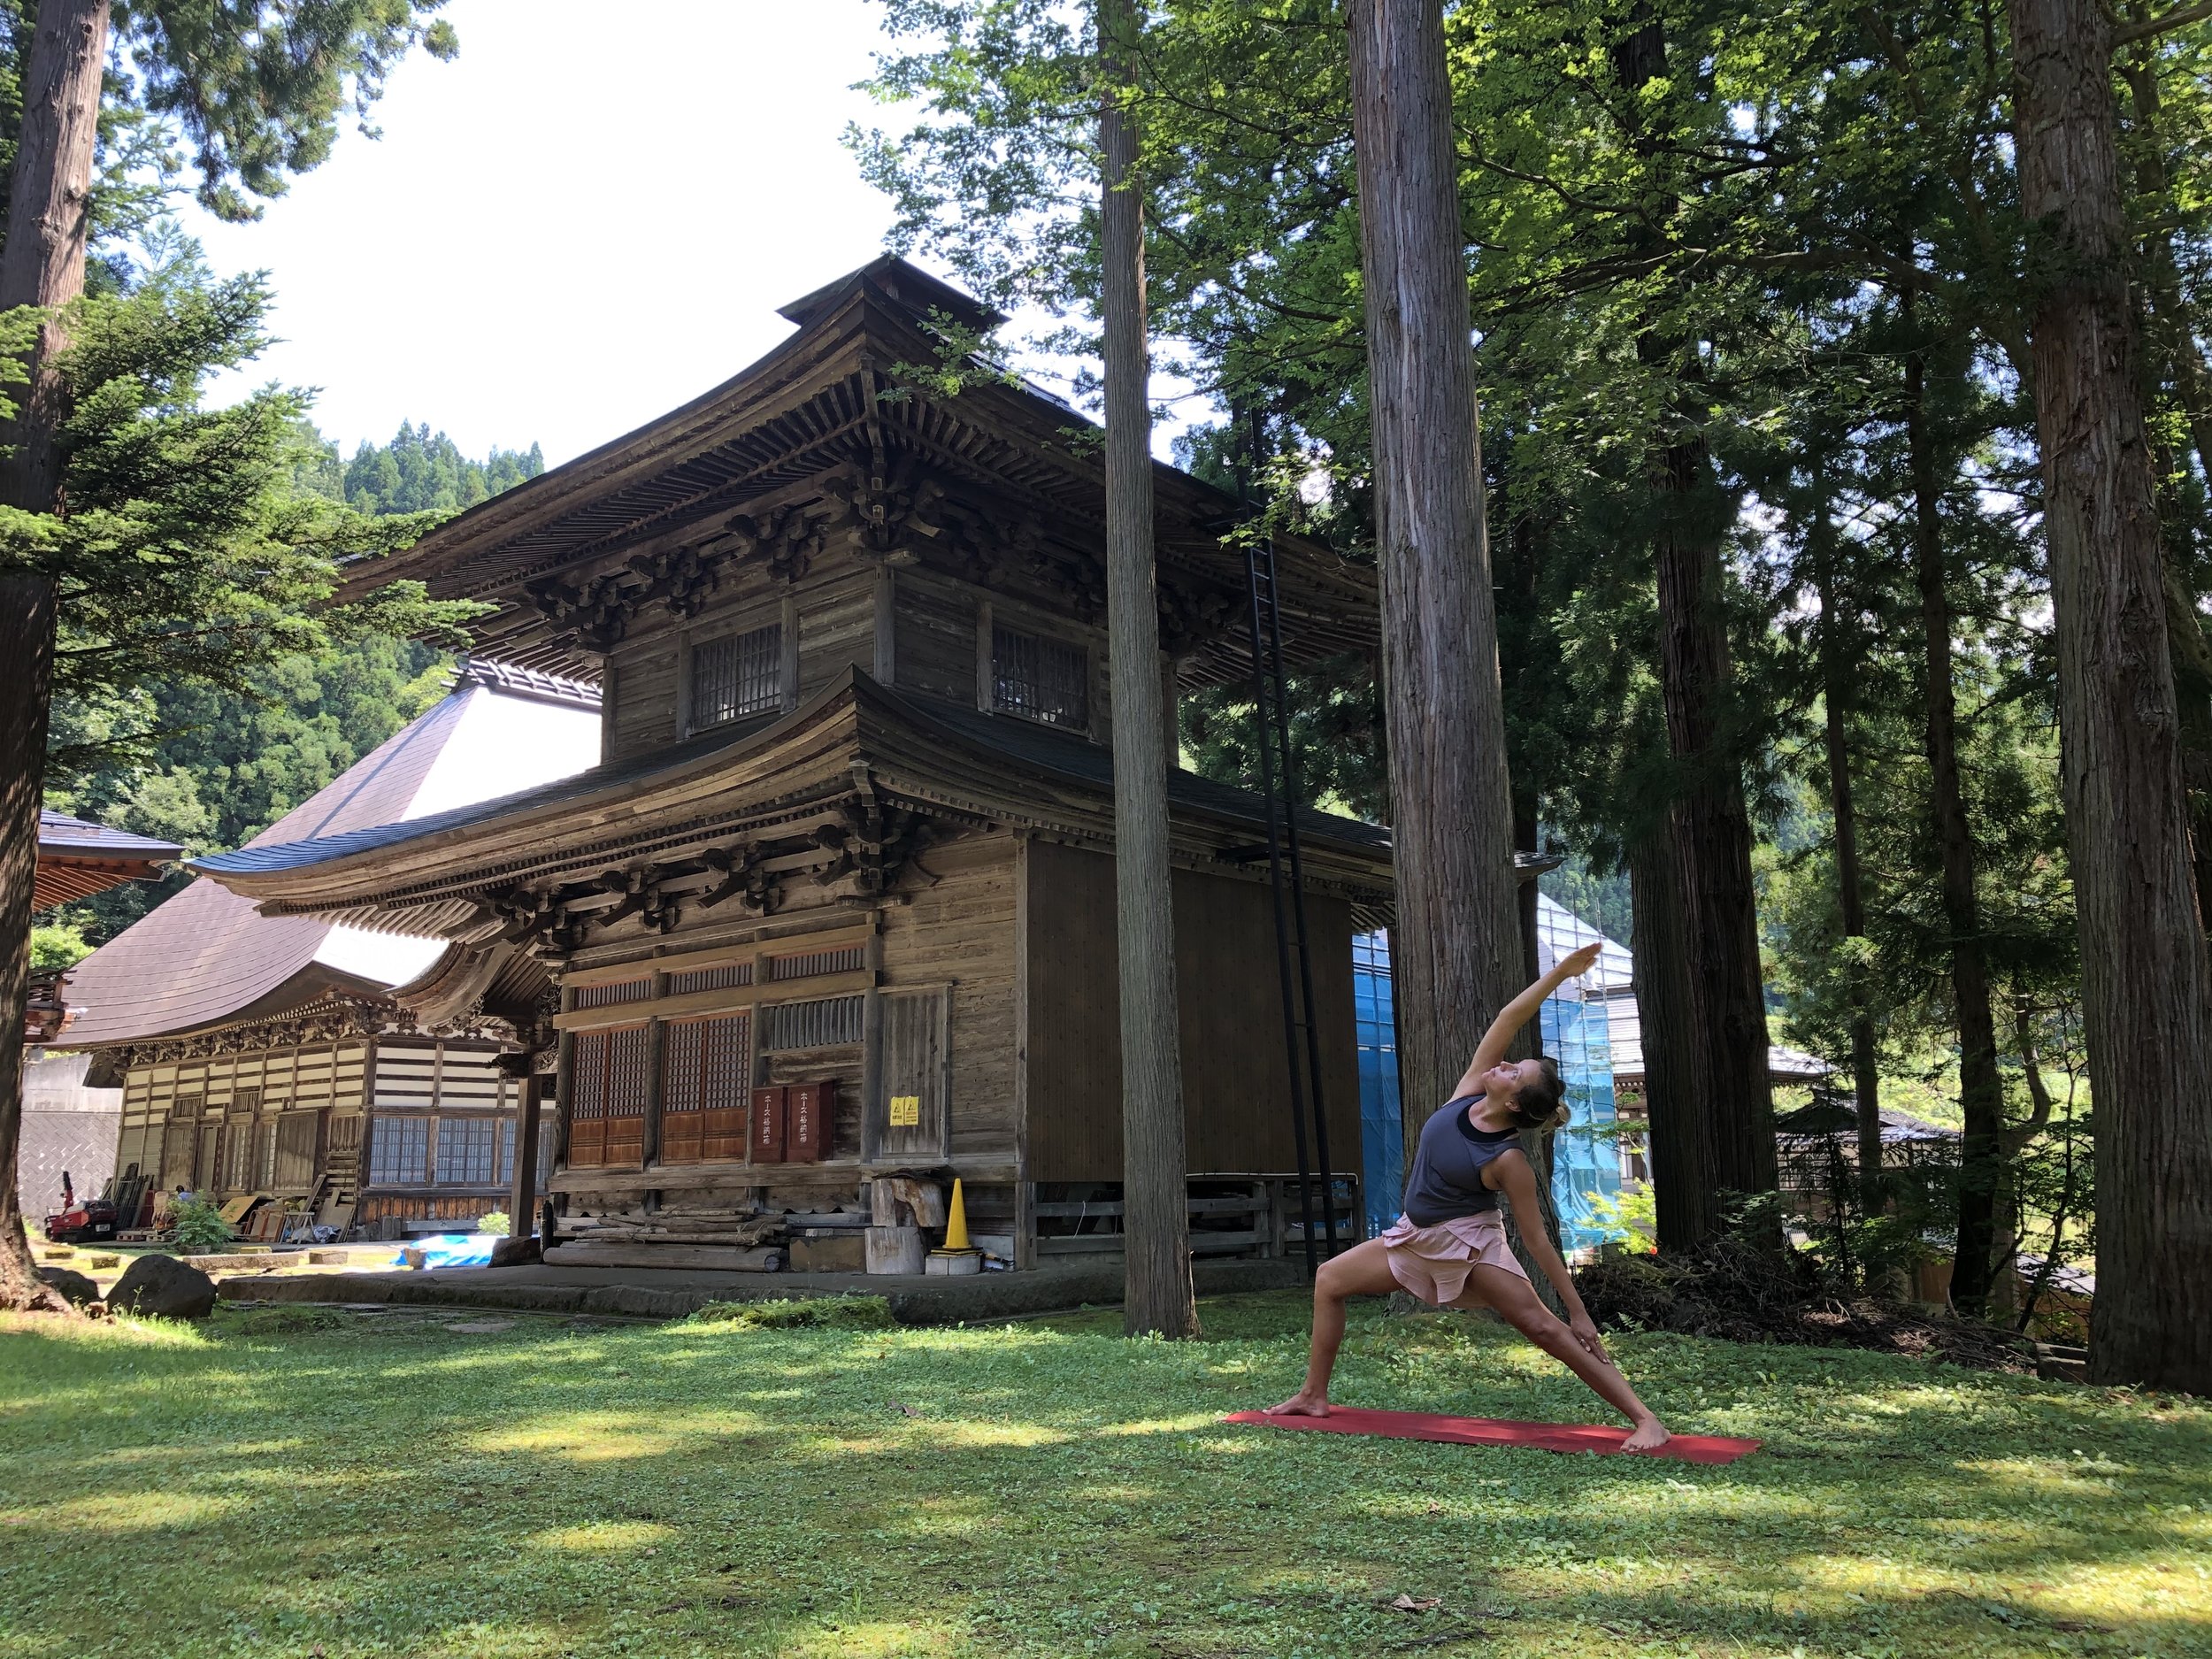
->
[[389, 1233, 496, 1270]]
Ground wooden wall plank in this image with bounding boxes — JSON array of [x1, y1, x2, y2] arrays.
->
[[1025, 841, 1363, 1183], [893, 572, 979, 704]]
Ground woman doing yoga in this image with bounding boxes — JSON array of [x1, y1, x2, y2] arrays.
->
[[1267, 941, 1671, 1453]]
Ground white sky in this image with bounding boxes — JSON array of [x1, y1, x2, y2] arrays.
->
[[182, 0, 922, 469]]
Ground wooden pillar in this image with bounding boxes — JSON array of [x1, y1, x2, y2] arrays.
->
[[872, 565, 897, 683], [1160, 652, 1180, 771], [509, 1074, 542, 1237]]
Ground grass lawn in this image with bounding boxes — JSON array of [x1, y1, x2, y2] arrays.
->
[[2, 1290, 2206, 1659]]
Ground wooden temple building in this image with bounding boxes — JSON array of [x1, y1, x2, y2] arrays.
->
[[61, 662, 601, 1236], [191, 257, 1394, 1270]]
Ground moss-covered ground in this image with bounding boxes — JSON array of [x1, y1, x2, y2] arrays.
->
[[2, 1290, 2206, 1658]]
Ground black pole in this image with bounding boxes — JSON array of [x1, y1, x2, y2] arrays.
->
[[1262, 553, 1342, 1253], [1245, 534, 1321, 1279]]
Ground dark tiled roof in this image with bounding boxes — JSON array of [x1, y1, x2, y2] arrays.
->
[[37, 810, 186, 860], [903, 695, 1392, 852], [193, 675, 1391, 885]]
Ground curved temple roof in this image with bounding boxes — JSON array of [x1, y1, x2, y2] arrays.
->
[[35, 810, 183, 910], [333, 256, 1378, 688], [59, 663, 602, 1049], [189, 668, 1395, 942]]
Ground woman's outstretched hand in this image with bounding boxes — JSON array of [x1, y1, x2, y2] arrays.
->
[[1559, 941, 1604, 979], [1568, 1311, 1611, 1364]]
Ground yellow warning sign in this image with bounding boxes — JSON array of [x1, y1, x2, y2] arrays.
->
[[889, 1094, 921, 1127]]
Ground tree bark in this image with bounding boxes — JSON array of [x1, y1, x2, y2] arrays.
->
[[1628, 822, 1707, 1249], [2114, 47, 2212, 933], [1809, 487, 1885, 1217], [1650, 434, 1778, 1216], [1903, 346, 2008, 1315], [1099, 0, 1196, 1340], [1346, 0, 1525, 1151], [1614, 10, 1776, 1236], [0, 0, 110, 1315], [2011, 0, 2212, 1393]]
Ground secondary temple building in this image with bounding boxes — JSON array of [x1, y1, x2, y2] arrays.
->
[[191, 258, 1393, 1270], [63, 663, 601, 1236]]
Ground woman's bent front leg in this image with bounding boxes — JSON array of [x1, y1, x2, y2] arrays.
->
[[1264, 1238, 1402, 1417]]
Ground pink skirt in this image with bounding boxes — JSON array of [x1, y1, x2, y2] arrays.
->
[[1379, 1211, 1529, 1308]]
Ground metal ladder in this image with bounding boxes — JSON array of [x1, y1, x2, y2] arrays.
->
[[1240, 525, 1343, 1277]]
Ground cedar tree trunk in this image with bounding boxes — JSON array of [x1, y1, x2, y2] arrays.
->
[[1809, 491, 1884, 1217], [1651, 433, 1778, 1218], [2011, 0, 2212, 1393], [1347, 0, 1525, 1146], [0, 0, 110, 1314], [1615, 10, 1776, 1238], [1099, 0, 1196, 1339], [1904, 346, 2008, 1315], [1628, 824, 1704, 1250]]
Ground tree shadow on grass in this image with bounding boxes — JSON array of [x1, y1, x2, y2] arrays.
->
[[1, 1302, 2206, 1659]]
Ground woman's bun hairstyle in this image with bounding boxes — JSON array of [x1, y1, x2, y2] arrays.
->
[[1510, 1056, 1570, 1132]]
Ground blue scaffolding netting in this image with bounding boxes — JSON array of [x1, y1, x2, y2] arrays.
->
[[1351, 902, 1624, 1250]]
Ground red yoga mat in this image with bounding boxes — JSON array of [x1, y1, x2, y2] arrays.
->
[[1223, 1406, 1760, 1464]]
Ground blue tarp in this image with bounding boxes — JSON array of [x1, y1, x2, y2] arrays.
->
[[388, 1233, 497, 1270]]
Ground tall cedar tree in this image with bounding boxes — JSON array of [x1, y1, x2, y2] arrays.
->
[[2011, 0, 2212, 1394], [1345, 0, 1525, 1138], [1098, 0, 1196, 1338], [0, 0, 458, 1312], [0, 0, 106, 1314]]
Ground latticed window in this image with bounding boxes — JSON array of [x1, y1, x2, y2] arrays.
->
[[692, 622, 784, 728], [572, 978, 652, 1010], [768, 944, 864, 980], [367, 1115, 429, 1185], [761, 995, 864, 1051], [435, 1117, 500, 1185], [992, 625, 1088, 728], [667, 961, 752, 995]]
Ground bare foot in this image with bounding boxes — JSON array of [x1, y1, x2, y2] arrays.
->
[[1263, 1390, 1331, 1417], [1620, 1417, 1671, 1455]]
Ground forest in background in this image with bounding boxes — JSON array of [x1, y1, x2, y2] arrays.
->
[[850, 0, 2164, 1320], [36, 423, 542, 960]]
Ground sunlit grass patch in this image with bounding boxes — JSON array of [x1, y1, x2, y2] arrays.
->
[[471, 1409, 741, 1461], [531, 1519, 678, 1552], [2, 1288, 2208, 1659]]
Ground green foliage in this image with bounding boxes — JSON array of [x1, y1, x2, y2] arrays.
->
[[2, 1292, 2205, 1656], [474, 1210, 509, 1235], [291, 420, 544, 517], [109, 2, 460, 222], [42, 411, 536, 943], [26, 921, 90, 976], [165, 1197, 232, 1249], [1583, 1183, 1657, 1253], [684, 1294, 895, 1332]]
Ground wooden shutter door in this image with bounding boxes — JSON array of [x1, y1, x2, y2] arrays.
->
[[603, 1025, 650, 1168], [569, 1031, 610, 1167], [663, 1013, 749, 1164], [872, 988, 949, 1160]]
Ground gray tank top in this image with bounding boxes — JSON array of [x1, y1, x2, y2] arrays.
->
[[1401, 1095, 1521, 1225]]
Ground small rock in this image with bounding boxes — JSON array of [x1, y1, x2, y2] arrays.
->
[[446, 1319, 516, 1334], [488, 1234, 541, 1269], [104, 1254, 218, 1320], [36, 1266, 99, 1307]]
